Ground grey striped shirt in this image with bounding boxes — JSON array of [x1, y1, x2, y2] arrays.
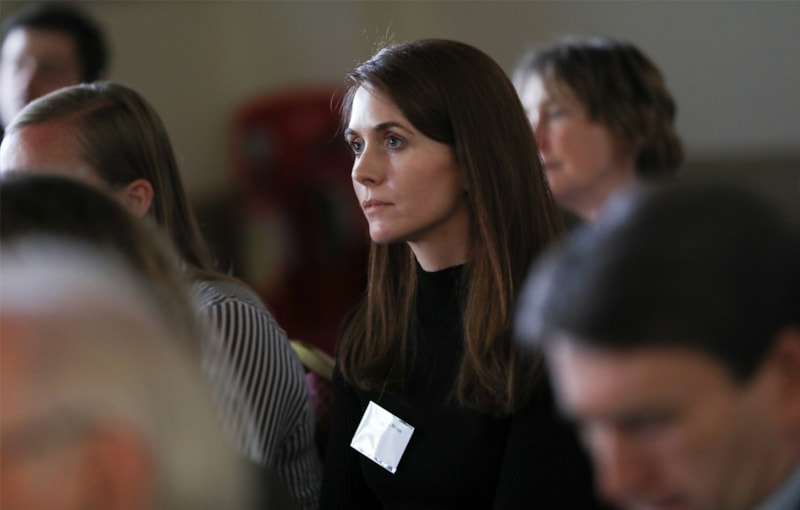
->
[[193, 279, 321, 510]]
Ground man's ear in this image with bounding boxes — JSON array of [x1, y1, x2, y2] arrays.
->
[[118, 179, 154, 218]]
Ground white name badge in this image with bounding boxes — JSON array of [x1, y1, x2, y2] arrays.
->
[[350, 400, 415, 474]]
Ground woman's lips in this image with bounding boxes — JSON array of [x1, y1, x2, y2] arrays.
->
[[362, 199, 392, 213]]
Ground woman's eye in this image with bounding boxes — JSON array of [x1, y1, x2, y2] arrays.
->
[[349, 140, 364, 154], [387, 136, 403, 149]]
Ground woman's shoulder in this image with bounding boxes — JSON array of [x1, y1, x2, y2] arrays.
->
[[191, 278, 288, 334], [192, 277, 266, 310]]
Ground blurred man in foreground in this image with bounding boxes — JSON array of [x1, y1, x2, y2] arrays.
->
[[515, 178, 800, 510], [0, 240, 256, 510]]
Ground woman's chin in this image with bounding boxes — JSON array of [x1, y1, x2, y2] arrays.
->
[[367, 222, 405, 244], [368, 230, 399, 245]]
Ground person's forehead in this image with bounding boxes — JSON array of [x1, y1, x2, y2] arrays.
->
[[548, 340, 734, 414], [519, 74, 546, 102], [2, 26, 80, 62], [551, 340, 729, 378], [520, 73, 581, 109], [348, 86, 410, 130], [0, 122, 105, 186], [2, 122, 77, 165]]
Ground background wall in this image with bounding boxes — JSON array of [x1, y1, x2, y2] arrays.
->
[[4, 0, 798, 351], [3, 0, 797, 204]]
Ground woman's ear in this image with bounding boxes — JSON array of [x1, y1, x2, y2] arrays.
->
[[118, 179, 154, 218]]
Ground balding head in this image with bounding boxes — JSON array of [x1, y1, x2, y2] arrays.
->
[[0, 240, 255, 510]]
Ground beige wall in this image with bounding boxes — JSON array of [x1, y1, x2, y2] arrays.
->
[[3, 0, 799, 204]]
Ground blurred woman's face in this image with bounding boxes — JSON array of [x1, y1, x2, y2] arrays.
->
[[519, 75, 636, 221], [346, 86, 470, 271]]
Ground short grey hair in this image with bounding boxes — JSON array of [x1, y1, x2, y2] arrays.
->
[[0, 239, 255, 510]]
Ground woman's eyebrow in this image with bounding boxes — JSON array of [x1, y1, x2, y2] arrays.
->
[[344, 121, 412, 138]]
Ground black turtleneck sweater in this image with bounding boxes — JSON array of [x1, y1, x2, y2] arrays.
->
[[320, 264, 605, 509]]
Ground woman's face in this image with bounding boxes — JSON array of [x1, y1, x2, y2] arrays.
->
[[346, 86, 470, 271], [519, 75, 636, 220]]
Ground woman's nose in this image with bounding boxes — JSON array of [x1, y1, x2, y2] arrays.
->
[[351, 147, 383, 186], [532, 120, 547, 152]]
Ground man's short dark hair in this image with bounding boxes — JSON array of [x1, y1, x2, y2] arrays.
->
[[1, 2, 108, 82], [515, 177, 800, 382]]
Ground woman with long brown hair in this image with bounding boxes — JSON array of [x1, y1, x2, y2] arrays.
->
[[320, 39, 604, 508]]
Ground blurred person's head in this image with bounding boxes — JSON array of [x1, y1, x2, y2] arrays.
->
[[0, 81, 214, 273], [0, 240, 255, 510], [0, 2, 107, 128], [515, 178, 800, 510], [513, 36, 683, 220], [0, 173, 200, 348]]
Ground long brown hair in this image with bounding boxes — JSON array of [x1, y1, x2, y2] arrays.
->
[[338, 39, 564, 415]]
